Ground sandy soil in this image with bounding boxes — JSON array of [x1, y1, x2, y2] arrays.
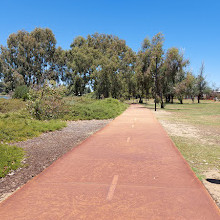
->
[[0, 120, 111, 202], [203, 169, 220, 207]]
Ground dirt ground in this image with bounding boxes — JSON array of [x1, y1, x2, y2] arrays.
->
[[0, 120, 111, 202], [202, 169, 220, 207], [154, 110, 220, 207]]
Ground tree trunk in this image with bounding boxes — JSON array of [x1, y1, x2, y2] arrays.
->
[[171, 95, 174, 104], [160, 93, 164, 108], [139, 96, 143, 103], [166, 95, 170, 103]]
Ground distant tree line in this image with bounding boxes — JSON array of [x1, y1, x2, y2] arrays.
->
[[0, 28, 211, 105]]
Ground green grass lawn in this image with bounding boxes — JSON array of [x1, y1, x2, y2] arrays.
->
[[0, 97, 128, 177], [144, 99, 220, 180]]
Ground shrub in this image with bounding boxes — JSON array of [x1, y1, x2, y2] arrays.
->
[[27, 84, 68, 120], [13, 85, 29, 101], [63, 97, 128, 120]]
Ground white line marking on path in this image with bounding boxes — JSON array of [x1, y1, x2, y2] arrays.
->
[[106, 175, 119, 201], [127, 137, 130, 143], [132, 124, 134, 128]]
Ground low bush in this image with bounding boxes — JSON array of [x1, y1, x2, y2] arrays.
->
[[13, 85, 29, 101], [64, 97, 128, 120], [27, 84, 68, 120]]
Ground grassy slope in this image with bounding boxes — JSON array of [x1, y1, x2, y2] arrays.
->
[[144, 99, 220, 180], [0, 97, 128, 177]]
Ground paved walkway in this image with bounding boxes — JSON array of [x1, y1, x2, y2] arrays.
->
[[0, 105, 219, 219]]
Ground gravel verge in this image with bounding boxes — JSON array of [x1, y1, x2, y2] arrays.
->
[[0, 119, 111, 202]]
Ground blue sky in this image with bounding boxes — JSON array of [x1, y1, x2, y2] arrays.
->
[[1, 0, 219, 87]]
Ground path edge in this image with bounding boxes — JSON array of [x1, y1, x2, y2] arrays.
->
[[148, 108, 220, 214], [0, 107, 130, 206]]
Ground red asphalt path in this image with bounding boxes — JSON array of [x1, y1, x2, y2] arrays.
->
[[0, 105, 219, 219]]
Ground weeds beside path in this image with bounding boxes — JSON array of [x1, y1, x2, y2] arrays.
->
[[0, 97, 128, 178]]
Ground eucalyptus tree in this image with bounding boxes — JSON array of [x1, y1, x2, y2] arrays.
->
[[87, 33, 135, 99], [184, 72, 197, 102], [66, 36, 97, 95], [52, 46, 68, 83], [0, 28, 57, 90], [163, 47, 189, 103], [30, 28, 57, 85], [118, 47, 136, 99], [0, 30, 30, 90], [175, 80, 187, 104], [136, 33, 165, 107], [150, 33, 165, 108], [196, 62, 208, 103], [135, 38, 151, 103], [135, 37, 152, 103], [93, 56, 114, 98]]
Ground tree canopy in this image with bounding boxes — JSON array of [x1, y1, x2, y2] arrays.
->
[[0, 28, 210, 105]]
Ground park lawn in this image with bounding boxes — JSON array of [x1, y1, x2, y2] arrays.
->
[[144, 99, 220, 180]]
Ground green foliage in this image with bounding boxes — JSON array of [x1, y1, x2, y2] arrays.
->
[[0, 82, 6, 93], [0, 97, 66, 177], [0, 28, 57, 91], [175, 80, 187, 104], [13, 85, 29, 100], [0, 111, 66, 143], [0, 28, 212, 109], [136, 33, 165, 105], [63, 97, 128, 120], [0, 144, 25, 177], [0, 98, 25, 113], [27, 83, 68, 120], [0, 96, 126, 176], [196, 62, 208, 103], [163, 47, 189, 103], [67, 33, 136, 99]]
